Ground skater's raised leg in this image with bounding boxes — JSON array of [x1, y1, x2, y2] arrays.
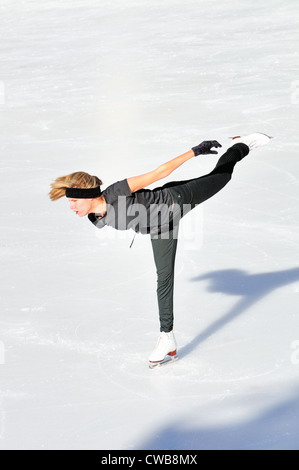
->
[[164, 143, 250, 213], [172, 133, 272, 210]]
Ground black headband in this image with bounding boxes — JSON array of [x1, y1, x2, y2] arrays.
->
[[65, 186, 102, 199]]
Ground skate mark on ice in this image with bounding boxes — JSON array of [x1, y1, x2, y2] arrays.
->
[[96, 329, 160, 399]]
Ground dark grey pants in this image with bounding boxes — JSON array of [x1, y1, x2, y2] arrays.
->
[[150, 143, 249, 332]]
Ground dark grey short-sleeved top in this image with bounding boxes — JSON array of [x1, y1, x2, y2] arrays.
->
[[88, 179, 174, 235]]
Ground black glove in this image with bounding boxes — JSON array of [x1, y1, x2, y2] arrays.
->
[[192, 140, 222, 156]]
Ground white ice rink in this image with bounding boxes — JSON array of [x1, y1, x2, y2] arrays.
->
[[1, 0, 299, 450]]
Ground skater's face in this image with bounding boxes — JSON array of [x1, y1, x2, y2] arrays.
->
[[68, 198, 92, 217]]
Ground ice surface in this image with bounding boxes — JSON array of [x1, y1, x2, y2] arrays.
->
[[1, 0, 299, 450]]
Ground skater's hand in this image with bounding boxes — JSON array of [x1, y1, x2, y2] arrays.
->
[[192, 140, 222, 156]]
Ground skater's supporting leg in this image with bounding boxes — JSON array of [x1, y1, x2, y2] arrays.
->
[[150, 226, 179, 333]]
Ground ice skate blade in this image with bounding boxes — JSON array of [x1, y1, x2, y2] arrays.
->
[[228, 134, 274, 140], [149, 355, 178, 369]]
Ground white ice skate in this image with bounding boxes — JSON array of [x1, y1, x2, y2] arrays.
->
[[149, 331, 178, 369], [231, 133, 273, 150]]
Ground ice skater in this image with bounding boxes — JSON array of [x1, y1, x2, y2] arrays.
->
[[49, 133, 271, 368]]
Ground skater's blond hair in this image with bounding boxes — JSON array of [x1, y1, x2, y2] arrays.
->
[[49, 171, 103, 201]]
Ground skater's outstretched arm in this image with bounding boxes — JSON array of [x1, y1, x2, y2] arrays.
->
[[127, 150, 194, 193], [127, 140, 221, 193]]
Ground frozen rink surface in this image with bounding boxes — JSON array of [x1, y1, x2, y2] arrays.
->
[[1, 0, 299, 450]]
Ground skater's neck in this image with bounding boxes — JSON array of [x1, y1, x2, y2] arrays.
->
[[90, 195, 107, 218]]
